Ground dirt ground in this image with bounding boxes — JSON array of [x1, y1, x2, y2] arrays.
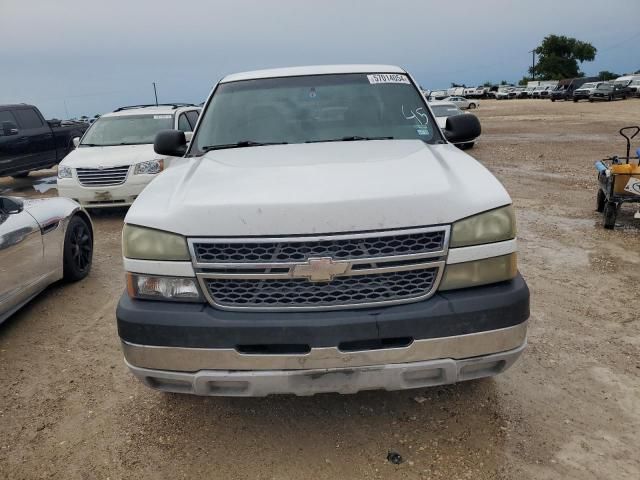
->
[[1, 99, 639, 480]]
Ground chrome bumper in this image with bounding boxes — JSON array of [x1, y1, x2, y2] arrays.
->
[[126, 341, 526, 396], [123, 322, 527, 396]]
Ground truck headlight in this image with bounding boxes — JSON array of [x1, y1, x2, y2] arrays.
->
[[450, 205, 516, 248], [134, 159, 164, 175], [439, 254, 517, 291], [122, 224, 190, 261], [58, 165, 73, 179], [127, 273, 202, 302]]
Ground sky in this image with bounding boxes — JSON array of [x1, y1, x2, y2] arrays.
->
[[1, 0, 639, 119]]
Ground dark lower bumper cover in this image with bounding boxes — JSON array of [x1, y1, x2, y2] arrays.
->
[[117, 274, 530, 349], [126, 341, 526, 396]]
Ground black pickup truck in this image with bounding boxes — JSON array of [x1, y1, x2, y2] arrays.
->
[[0, 104, 88, 178]]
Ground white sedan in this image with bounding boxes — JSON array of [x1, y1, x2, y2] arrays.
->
[[443, 96, 478, 110], [429, 101, 478, 149]]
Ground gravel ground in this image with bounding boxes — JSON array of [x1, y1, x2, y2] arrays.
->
[[1, 99, 639, 479]]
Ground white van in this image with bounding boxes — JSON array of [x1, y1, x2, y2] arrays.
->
[[57, 104, 200, 208]]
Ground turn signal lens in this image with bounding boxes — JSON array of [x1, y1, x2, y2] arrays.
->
[[127, 273, 202, 302], [439, 254, 517, 291]]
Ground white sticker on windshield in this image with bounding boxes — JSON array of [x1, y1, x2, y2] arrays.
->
[[367, 74, 410, 85], [153, 115, 172, 119]]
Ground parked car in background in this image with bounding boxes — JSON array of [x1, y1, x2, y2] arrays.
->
[[56, 104, 201, 208], [429, 101, 478, 149], [428, 90, 448, 101], [443, 96, 478, 109], [628, 79, 640, 97], [538, 86, 553, 99], [0, 104, 88, 179], [495, 87, 515, 100], [117, 65, 528, 398], [589, 83, 629, 102], [573, 82, 606, 102], [612, 74, 640, 89], [0, 196, 93, 324], [550, 77, 598, 102]]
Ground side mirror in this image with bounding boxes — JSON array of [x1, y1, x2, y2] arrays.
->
[[0, 196, 24, 215], [72, 137, 80, 148], [2, 121, 19, 136], [154, 130, 187, 157], [444, 114, 481, 144]]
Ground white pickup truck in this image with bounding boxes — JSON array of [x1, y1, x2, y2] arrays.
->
[[117, 65, 529, 397]]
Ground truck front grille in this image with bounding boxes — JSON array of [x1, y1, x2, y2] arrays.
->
[[192, 230, 445, 264], [76, 166, 130, 187], [190, 226, 449, 311], [204, 268, 439, 309]]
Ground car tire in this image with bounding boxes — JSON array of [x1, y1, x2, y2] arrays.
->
[[607, 95, 612, 102], [596, 189, 605, 213], [11, 172, 29, 178], [63, 215, 93, 282], [603, 202, 618, 230], [573, 98, 578, 103], [551, 98, 556, 102], [468, 103, 476, 109]]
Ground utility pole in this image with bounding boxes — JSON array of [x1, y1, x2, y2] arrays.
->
[[152, 82, 158, 106], [530, 49, 536, 80]]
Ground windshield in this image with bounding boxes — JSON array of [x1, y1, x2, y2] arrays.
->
[[430, 105, 463, 117], [613, 80, 630, 87], [580, 83, 597, 89], [80, 114, 173, 146], [192, 73, 441, 153]]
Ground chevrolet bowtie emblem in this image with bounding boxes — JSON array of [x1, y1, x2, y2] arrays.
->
[[292, 257, 350, 282]]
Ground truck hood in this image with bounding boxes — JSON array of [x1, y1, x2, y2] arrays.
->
[[125, 140, 511, 236], [59, 144, 157, 168]]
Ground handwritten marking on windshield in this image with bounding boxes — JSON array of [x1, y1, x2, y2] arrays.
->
[[402, 105, 429, 125]]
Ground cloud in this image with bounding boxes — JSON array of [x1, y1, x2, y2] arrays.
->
[[1, 0, 638, 118]]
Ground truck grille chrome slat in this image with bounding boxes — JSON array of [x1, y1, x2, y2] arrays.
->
[[76, 166, 130, 187], [204, 268, 439, 309], [189, 226, 450, 311], [193, 230, 446, 264]]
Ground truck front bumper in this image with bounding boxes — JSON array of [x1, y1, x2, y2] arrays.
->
[[57, 175, 152, 208], [117, 274, 530, 396], [125, 341, 526, 396]]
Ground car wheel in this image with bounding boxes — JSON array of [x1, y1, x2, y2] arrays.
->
[[603, 202, 618, 230], [63, 215, 93, 281], [573, 98, 578, 102], [11, 172, 29, 178], [607, 95, 612, 102], [596, 189, 605, 213], [551, 98, 556, 102], [468, 103, 476, 109]]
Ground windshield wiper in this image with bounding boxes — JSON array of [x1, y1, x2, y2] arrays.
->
[[305, 136, 394, 143], [201, 141, 288, 152]]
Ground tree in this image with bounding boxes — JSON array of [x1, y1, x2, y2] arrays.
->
[[598, 70, 619, 81], [500, 80, 508, 85], [530, 34, 596, 80], [519, 76, 532, 85], [482, 81, 492, 87]]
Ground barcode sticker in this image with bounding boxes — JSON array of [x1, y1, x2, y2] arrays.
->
[[367, 74, 410, 85]]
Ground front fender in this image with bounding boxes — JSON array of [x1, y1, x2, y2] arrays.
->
[[23, 197, 93, 276]]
